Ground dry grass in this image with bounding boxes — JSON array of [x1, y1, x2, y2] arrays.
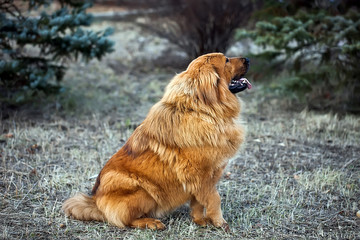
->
[[1, 22, 360, 240]]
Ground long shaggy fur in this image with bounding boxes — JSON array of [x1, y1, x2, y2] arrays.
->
[[62, 193, 104, 222], [63, 53, 249, 230]]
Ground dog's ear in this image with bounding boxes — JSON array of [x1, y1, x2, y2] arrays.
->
[[195, 66, 220, 105], [164, 65, 224, 106]]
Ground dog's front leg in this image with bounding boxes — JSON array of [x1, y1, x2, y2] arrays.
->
[[190, 196, 206, 226], [192, 188, 229, 231]]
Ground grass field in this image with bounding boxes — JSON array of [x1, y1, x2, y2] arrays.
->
[[1, 22, 359, 240]]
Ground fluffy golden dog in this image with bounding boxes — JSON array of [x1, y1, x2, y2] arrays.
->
[[63, 52, 251, 230]]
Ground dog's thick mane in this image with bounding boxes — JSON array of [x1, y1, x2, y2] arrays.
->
[[124, 65, 242, 159]]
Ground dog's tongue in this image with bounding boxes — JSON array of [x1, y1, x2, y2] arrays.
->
[[241, 78, 252, 89], [229, 77, 252, 94]]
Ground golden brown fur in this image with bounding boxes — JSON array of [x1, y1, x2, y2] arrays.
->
[[63, 52, 248, 230]]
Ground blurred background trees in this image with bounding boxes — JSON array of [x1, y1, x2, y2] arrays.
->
[[1, 0, 359, 113], [99, 0, 257, 59], [0, 0, 114, 101], [97, 0, 359, 113], [137, 0, 256, 59]]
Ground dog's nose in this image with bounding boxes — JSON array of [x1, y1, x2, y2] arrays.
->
[[243, 58, 250, 65]]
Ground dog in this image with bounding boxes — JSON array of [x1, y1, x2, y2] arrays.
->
[[63, 52, 251, 230]]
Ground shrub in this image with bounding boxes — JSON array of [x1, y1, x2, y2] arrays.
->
[[137, 0, 256, 59], [236, 2, 360, 113], [0, 0, 114, 100]]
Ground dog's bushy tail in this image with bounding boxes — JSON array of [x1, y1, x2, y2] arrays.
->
[[62, 193, 105, 221]]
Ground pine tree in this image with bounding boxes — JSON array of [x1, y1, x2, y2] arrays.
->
[[0, 0, 114, 97], [237, 1, 360, 112]]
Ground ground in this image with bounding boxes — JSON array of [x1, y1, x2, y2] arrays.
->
[[0, 21, 360, 240]]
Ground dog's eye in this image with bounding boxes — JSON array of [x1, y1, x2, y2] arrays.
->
[[225, 58, 229, 63]]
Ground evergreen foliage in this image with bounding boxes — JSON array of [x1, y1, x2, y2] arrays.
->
[[237, 2, 360, 112], [0, 0, 114, 98]]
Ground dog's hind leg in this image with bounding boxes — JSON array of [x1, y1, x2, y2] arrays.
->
[[95, 188, 164, 229]]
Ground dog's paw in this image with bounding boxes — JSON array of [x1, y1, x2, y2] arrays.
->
[[147, 219, 166, 230], [206, 217, 230, 231], [192, 217, 207, 227], [130, 218, 166, 230], [221, 222, 230, 232]]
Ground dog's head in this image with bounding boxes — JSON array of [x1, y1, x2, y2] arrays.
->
[[186, 52, 251, 95], [163, 53, 251, 109]]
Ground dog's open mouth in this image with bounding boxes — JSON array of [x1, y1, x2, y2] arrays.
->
[[229, 77, 252, 94]]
